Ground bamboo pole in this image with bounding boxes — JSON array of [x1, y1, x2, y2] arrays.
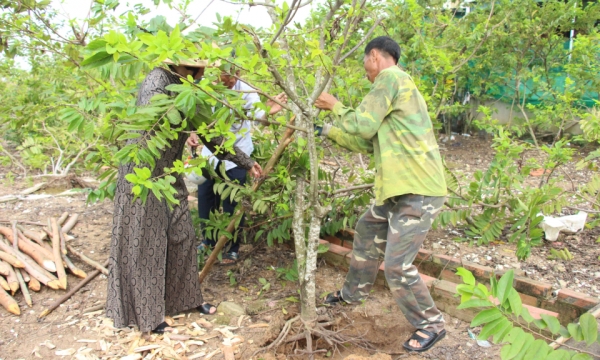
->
[[4, 262, 19, 294], [0, 276, 9, 291], [0, 251, 24, 268], [63, 254, 86, 278], [66, 245, 108, 275], [0, 237, 59, 289], [28, 276, 40, 292], [16, 269, 31, 307], [50, 218, 67, 290], [57, 212, 69, 226], [0, 286, 19, 315], [39, 259, 109, 318], [199, 117, 297, 283], [0, 227, 56, 272], [61, 214, 79, 233]]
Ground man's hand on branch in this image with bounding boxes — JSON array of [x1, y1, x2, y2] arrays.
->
[[315, 92, 339, 111], [186, 133, 199, 148], [249, 162, 263, 178], [266, 92, 288, 115]]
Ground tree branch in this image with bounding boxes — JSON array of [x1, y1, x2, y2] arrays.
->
[[337, 17, 383, 64]]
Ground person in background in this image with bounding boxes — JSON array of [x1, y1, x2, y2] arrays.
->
[[313, 36, 448, 352], [187, 58, 287, 265], [107, 58, 261, 334]]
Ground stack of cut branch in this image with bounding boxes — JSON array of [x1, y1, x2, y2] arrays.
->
[[0, 213, 105, 316]]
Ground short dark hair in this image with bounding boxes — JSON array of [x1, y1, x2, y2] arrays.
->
[[364, 36, 401, 64]]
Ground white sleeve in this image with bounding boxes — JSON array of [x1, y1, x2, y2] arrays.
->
[[240, 83, 266, 120]]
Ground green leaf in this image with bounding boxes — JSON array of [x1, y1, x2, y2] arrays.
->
[[541, 314, 561, 335], [533, 318, 547, 330], [81, 51, 113, 68], [524, 339, 549, 359], [507, 288, 522, 316], [579, 313, 598, 345], [497, 269, 514, 304], [568, 323, 584, 342], [457, 299, 494, 309], [570, 354, 593, 360], [520, 307, 535, 323], [493, 318, 513, 344], [505, 328, 527, 359], [512, 332, 534, 360], [478, 317, 510, 342], [471, 308, 503, 327], [545, 349, 571, 360], [456, 267, 476, 286]]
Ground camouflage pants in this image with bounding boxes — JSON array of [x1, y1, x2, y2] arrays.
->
[[341, 194, 445, 333]]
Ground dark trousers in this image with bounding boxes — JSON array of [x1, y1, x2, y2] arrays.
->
[[197, 167, 247, 254]]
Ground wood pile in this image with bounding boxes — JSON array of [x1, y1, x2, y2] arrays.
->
[[0, 212, 105, 316]]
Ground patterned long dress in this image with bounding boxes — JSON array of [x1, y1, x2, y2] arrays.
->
[[106, 67, 254, 332]]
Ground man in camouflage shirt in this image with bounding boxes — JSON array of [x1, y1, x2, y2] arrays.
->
[[314, 36, 447, 352]]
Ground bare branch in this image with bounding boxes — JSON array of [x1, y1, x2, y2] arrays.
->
[[337, 17, 383, 64], [182, 0, 216, 31], [332, 183, 374, 195]]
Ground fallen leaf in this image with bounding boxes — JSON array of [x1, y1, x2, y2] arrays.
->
[[196, 318, 213, 329], [164, 316, 174, 326], [133, 344, 162, 353], [40, 341, 56, 349], [205, 349, 221, 360], [247, 323, 269, 328], [55, 348, 76, 356], [187, 352, 206, 360], [119, 354, 142, 360]]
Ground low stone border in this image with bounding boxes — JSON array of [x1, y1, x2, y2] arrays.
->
[[319, 232, 599, 324]]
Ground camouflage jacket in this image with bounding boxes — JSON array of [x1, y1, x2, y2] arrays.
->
[[327, 66, 447, 205]]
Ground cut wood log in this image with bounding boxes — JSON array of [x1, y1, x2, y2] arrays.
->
[[0, 250, 24, 268], [61, 214, 79, 234], [4, 261, 19, 294], [0, 227, 56, 272], [59, 231, 67, 256], [20, 269, 30, 282], [50, 218, 67, 290], [0, 286, 19, 315], [0, 261, 10, 276], [66, 245, 108, 275], [0, 276, 9, 291], [63, 254, 86, 278], [16, 269, 31, 307], [11, 221, 17, 250], [0, 237, 59, 289], [17, 225, 46, 246], [21, 182, 46, 195], [28, 276, 40, 292], [39, 259, 109, 318], [57, 212, 69, 226], [0, 220, 44, 226]]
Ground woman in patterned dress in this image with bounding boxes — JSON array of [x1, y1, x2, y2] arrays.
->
[[106, 60, 262, 333]]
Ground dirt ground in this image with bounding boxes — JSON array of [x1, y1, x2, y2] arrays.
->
[[0, 135, 598, 360]]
